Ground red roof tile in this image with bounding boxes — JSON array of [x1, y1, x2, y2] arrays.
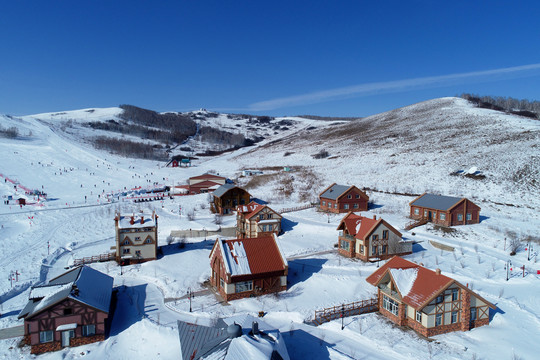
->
[[223, 236, 286, 276]]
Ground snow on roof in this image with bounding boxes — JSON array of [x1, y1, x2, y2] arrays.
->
[[213, 184, 238, 198], [27, 283, 73, 316], [226, 335, 274, 360], [29, 284, 70, 300], [117, 213, 156, 229], [225, 241, 252, 276], [56, 323, 77, 331], [390, 268, 418, 297]]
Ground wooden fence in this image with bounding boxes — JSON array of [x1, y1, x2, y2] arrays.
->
[[73, 253, 116, 266], [278, 204, 316, 214], [313, 298, 378, 325], [405, 219, 427, 230]]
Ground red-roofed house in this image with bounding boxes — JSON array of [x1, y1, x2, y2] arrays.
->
[[366, 256, 495, 337], [337, 212, 412, 261], [236, 202, 282, 238], [319, 183, 369, 213], [188, 174, 227, 194], [209, 235, 288, 301]]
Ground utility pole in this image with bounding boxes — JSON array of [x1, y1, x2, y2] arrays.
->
[[341, 304, 345, 330], [187, 288, 194, 312], [47, 240, 50, 255]]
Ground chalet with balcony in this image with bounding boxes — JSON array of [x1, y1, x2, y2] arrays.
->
[[319, 183, 369, 213], [236, 202, 282, 238], [18, 266, 113, 354], [209, 234, 288, 301], [188, 174, 227, 194], [409, 193, 480, 226], [114, 211, 158, 264], [212, 184, 251, 215], [366, 256, 495, 337], [337, 212, 412, 261]]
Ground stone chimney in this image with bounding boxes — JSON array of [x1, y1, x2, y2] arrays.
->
[[140, 215, 144, 224], [130, 216, 135, 225], [435, 268, 441, 275]]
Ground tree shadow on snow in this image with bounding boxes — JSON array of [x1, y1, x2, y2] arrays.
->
[[282, 329, 333, 360], [287, 258, 327, 287], [109, 284, 147, 337], [281, 217, 299, 232]]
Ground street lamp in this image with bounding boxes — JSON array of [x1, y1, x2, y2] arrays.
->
[[341, 304, 345, 330], [187, 287, 194, 312]]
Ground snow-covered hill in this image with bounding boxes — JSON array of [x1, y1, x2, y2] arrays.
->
[[0, 98, 539, 360]]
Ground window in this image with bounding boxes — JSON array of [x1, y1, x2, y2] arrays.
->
[[235, 281, 253, 293], [135, 236, 140, 241], [123, 248, 130, 254], [416, 311, 422, 322], [123, 240, 130, 245], [355, 194, 360, 199], [39, 330, 53, 343], [451, 311, 458, 323], [267, 213, 272, 219], [322, 201, 326, 206], [340, 240, 350, 251], [334, 203, 337, 209], [353, 203, 359, 209], [360, 245, 364, 253], [145, 237, 152, 244], [382, 245, 387, 254], [382, 295, 399, 316], [382, 230, 389, 239], [435, 295, 444, 304], [220, 278, 225, 289], [435, 313, 442, 326], [424, 209, 428, 217], [344, 204, 349, 209], [414, 208, 419, 215], [135, 250, 141, 256], [259, 214, 264, 221], [328, 202, 332, 207], [466, 213, 472, 220], [63, 308, 73, 315], [470, 307, 477, 321], [372, 235, 378, 241], [347, 194, 352, 199], [457, 214, 463, 221], [82, 324, 96, 337], [452, 288, 459, 301], [372, 246, 378, 255], [440, 213, 446, 220]]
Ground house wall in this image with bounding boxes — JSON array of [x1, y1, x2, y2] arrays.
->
[[214, 189, 250, 215], [116, 227, 157, 263], [236, 207, 282, 238], [25, 298, 108, 354], [449, 200, 481, 226], [320, 188, 368, 214]]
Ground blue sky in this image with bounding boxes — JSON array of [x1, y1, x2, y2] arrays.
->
[[1, 1, 540, 117]]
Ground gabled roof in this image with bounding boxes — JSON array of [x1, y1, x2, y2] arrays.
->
[[237, 202, 281, 220], [19, 266, 113, 319], [337, 212, 401, 240], [189, 180, 223, 188], [189, 173, 226, 181], [410, 193, 467, 211], [215, 235, 287, 277], [366, 256, 495, 310], [177, 315, 290, 360], [319, 183, 368, 201], [213, 184, 250, 199]]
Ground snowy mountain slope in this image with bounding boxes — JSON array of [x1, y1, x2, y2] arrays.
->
[[233, 97, 540, 209], [1, 98, 539, 360]]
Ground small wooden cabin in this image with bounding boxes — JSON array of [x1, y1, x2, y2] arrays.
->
[[18, 266, 113, 354], [337, 212, 412, 261], [212, 184, 250, 215], [409, 193, 480, 226], [236, 202, 282, 238], [209, 235, 288, 301], [319, 183, 369, 213], [366, 256, 495, 337]]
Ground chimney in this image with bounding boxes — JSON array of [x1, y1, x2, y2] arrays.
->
[[419, 262, 424, 266], [373, 215, 376, 220], [252, 321, 259, 335], [130, 216, 134, 225], [141, 215, 144, 224], [435, 268, 441, 275]]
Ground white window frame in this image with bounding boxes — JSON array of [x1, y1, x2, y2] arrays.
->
[[322, 201, 326, 206], [424, 209, 428, 217], [452, 288, 459, 301], [355, 194, 360, 199], [235, 281, 253, 293], [451, 311, 458, 324], [353, 203, 359, 209], [466, 213, 472, 220], [457, 213, 463, 221], [344, 204, 349, 209], [414, 208, 419, 215], [340, 240, 350, 251], [40, 330, 53, 343], [435, 313, 442, 326], [347, 194, 352, 199], [334, 203, 338, 209], [470, 307, 477, 321], [440, 213, 446, 220], [360, 245, 364, 254], [416, 311, 422, 322], [382, 295, 399, 316]]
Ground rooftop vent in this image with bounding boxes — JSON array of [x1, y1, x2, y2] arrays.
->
[[227, 323, 242, 339], [252, 321, 259, 335]]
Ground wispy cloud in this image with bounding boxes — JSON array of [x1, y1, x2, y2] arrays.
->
[[244, 63, 540, 112]]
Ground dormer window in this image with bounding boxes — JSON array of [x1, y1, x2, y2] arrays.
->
[[123, 240, 129, 245]]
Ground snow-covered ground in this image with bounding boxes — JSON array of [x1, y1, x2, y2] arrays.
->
[[0, 98, 539, 359]]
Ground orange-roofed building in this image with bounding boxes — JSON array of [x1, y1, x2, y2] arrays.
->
[[366, 256, 496, 337], [209, 234, 288, 301], [336, 212, 412, 261], [236, 202, 282, 238]]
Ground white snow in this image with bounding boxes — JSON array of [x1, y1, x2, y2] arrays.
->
[[390, 268, 418, 297], [29, 284, 68, 300], [56, 323, 77, 331], [226, 241, 251, 276]]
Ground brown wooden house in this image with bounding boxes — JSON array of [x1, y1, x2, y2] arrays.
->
[[18, 266, 113, 354], [366, 256, 495, 337], [188, 174, 227, 194], [409, 193, 480, 226], [209, 234, 288, 301], [319, 183, 369, 213], [236, 202, 282, 238], [337, 212, 412, 261], [212, 184, 250, 215], [114, 211, 158, 264]]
